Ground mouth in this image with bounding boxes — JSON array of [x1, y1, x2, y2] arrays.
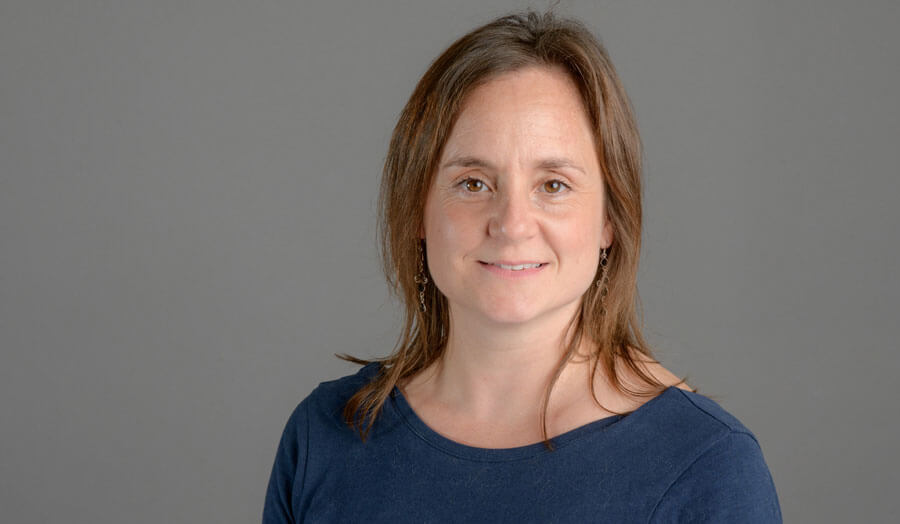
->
[[478, 261, 547, 271]]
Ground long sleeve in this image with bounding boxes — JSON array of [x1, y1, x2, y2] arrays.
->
[[650, 430, 782, 523], [262, 398, 310, 524]]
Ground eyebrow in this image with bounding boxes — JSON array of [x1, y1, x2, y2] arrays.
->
[[441, 155, 586, 174]]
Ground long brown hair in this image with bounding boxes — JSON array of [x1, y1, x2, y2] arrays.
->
[[338, 9, 692, 446]]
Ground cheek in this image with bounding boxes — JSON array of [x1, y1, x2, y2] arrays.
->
[[552, 211, 603, 267], [425, 204, 478, 255], [424, 207, 470, 295]]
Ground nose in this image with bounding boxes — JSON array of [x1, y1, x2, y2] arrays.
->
[[487, 189, 538, 241]]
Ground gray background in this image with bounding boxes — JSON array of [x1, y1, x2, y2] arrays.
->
[[1, 0, 897, 522]]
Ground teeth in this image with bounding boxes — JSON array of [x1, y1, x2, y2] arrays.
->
[[493, 263, 542, 271]]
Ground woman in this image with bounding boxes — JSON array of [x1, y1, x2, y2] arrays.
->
[[264, 10, 781, 523]]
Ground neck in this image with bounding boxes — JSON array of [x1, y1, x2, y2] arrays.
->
[[414, 302, 586, 424]]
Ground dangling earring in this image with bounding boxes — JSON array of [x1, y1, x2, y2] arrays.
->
[[414, 240, 429, 313], [595, 247, 609, 315]]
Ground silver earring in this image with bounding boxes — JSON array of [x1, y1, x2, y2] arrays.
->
[[414, 241, 429, 313], [595, 247, 609, 315]]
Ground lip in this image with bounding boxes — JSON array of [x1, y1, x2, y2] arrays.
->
[[478, 260, 547, 279], [483, 260, 545, 266]]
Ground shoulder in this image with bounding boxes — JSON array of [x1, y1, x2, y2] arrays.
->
[[609, 383, 757, 467], [639, 389, 782, 522], [312, 362, 382, 402], [270, 363, 383, 452], [649, 427, 783, 522], [664, 387, 753, 433], [632, 383, 763, 459], [278, 361, 381, 427], [301, 362, 382, 428], [263, 363, 384, 522]]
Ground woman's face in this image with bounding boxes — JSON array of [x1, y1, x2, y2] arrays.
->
[[422, 65, 613, 327]]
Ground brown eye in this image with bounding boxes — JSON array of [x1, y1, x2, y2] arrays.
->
[[543, 180, 567, 194], [464, 178, 486, 192]]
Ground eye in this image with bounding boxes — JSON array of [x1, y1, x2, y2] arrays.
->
[[542, 179, 570, 194], [461, 178, 488, 192]]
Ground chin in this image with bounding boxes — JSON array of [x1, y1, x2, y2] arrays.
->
[[478, 297, 548, 325]]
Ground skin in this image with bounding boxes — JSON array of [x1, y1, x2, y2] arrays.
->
[[402, 65, 687, 448]]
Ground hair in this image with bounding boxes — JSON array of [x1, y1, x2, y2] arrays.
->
[[338, 8, 694, 447]]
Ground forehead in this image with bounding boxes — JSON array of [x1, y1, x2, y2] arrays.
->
[[441, 66, 597, 164], [462, 65, 585, 110]]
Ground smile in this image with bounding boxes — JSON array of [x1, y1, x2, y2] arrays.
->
[[478, 261, 547, 278], [489, 262, 544, 271]]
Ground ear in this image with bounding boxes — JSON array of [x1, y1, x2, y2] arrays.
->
[[600, 219, 614, 249]]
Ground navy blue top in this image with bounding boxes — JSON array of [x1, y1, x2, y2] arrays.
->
[[263, 364, 781, 523]]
